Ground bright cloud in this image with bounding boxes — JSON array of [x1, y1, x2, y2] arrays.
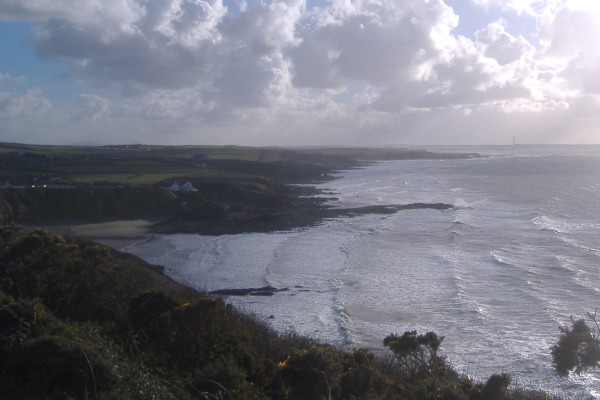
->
[[0, 0, 599, 145], [72, 94, 110, 122], [0, 89, 51, 119], [470, 0, 542, 16]]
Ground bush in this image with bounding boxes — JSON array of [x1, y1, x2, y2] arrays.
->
[[3, 335, 117, 399], [280, 345, 343, 400], [383, 330, 445, 377], [482, 373, 511, 400], [551, 313, 600, 377]]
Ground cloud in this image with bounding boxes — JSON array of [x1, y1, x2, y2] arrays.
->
[[469, 0, 542, 16], [0, 0, 145, 33], [26, 0, 227, 95], [0, 89, 51, 119], [72, 94, 109, 121], [1, 0, 600, 145], [368, 23, 535, 113], [141, 0, 227, 46], [221, 0, 304, 51], [475, 21, 533, 65], [291, 0, 459, 88], [211, 0, 303, 107], [537, 4, 600, 95], [0, 73, 26, 84]]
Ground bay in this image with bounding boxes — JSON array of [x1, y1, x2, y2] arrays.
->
[[126, 145, 600, 399]]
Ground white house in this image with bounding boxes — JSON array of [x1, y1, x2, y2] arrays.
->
[[167, 181, 198, 192]]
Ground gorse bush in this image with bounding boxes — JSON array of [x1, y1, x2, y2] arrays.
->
[[383, 330, 445, 377], [551, 312, 600, 377]]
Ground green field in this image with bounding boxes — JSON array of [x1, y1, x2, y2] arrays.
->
[[0, 143, 290, 186], [0, 142, 479, 189]]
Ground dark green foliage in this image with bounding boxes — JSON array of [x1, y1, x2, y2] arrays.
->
[[339, 348, 397, 400], [0, 291, 37, 353], [0, 227, 126, 322], [190, 354, 252, 398], [279, 345, 343, 400], [127, 290, 179, 343], [481, 373, 512, 400], [0, 187, 182, 223], [551, 313, 600, 377], [5, 335, 117, 399], [383, 330, 445, 377]]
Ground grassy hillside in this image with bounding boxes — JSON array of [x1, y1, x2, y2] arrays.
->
[[0, 143, 349, 228], [0, 143, 348, 187], [0, 226, 560, 399]]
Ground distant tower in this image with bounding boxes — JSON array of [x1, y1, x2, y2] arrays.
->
[[513, 136, 516, 145]]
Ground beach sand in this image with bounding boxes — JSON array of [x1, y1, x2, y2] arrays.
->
[[37, 219, 156, 251]]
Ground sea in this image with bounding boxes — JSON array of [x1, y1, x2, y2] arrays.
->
[[125, 145, 600, 399]]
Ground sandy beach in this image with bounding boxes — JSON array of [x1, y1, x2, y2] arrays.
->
[[37, 219, 157, 251]]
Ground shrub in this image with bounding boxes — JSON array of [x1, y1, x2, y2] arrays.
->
[[551, 313, 600, 377], [280, 345, 343, 400], [3, 335, 117, 399], [482, 373, 511, 400], [383, 330, 445, 377]]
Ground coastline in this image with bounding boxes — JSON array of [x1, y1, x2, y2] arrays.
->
[[21, 154, 460, 248], [47, 201, 454, 250], [3, 147, 479, 244]]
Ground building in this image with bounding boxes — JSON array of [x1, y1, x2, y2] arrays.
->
[[164, 181, 198, 192]]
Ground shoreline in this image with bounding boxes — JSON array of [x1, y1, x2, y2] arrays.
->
[[32, 196, 455, 252], [23, 156, 458, 248], [33, 219, 158, 251], [4, 148, 478, 243]]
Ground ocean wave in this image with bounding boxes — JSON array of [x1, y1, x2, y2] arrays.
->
[[453, 198, 489, 209], [530, 215, 564, 233], [532, 214, 600, 234], [331, 277, 355, 346], [449, 230, 463, 241], [451, 209, 474, 227], [490, 250, 513, 266], [555, 254, 600, 295], [455, 292, 492, 321], [453, 198, 471, 209], [559, 237, 600, 257], [365, 185, 394, 192]]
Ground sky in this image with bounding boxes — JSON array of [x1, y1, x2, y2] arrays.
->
[[1, 0, 600, 146]]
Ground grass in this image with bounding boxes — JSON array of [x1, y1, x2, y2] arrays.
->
[[0, 143, 299, 186], [0, 142, 480, 189]]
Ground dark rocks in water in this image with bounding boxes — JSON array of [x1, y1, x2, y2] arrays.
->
[[154, 199, 454, 236], [397, 202, 453, 211], [210, 285, 289, 297], [330, 202, 453, 217]]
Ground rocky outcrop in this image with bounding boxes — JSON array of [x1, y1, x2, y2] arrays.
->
[[209, 285, 289, 296]]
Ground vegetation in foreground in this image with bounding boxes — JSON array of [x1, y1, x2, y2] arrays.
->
[[0, 225, 562, 399]]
